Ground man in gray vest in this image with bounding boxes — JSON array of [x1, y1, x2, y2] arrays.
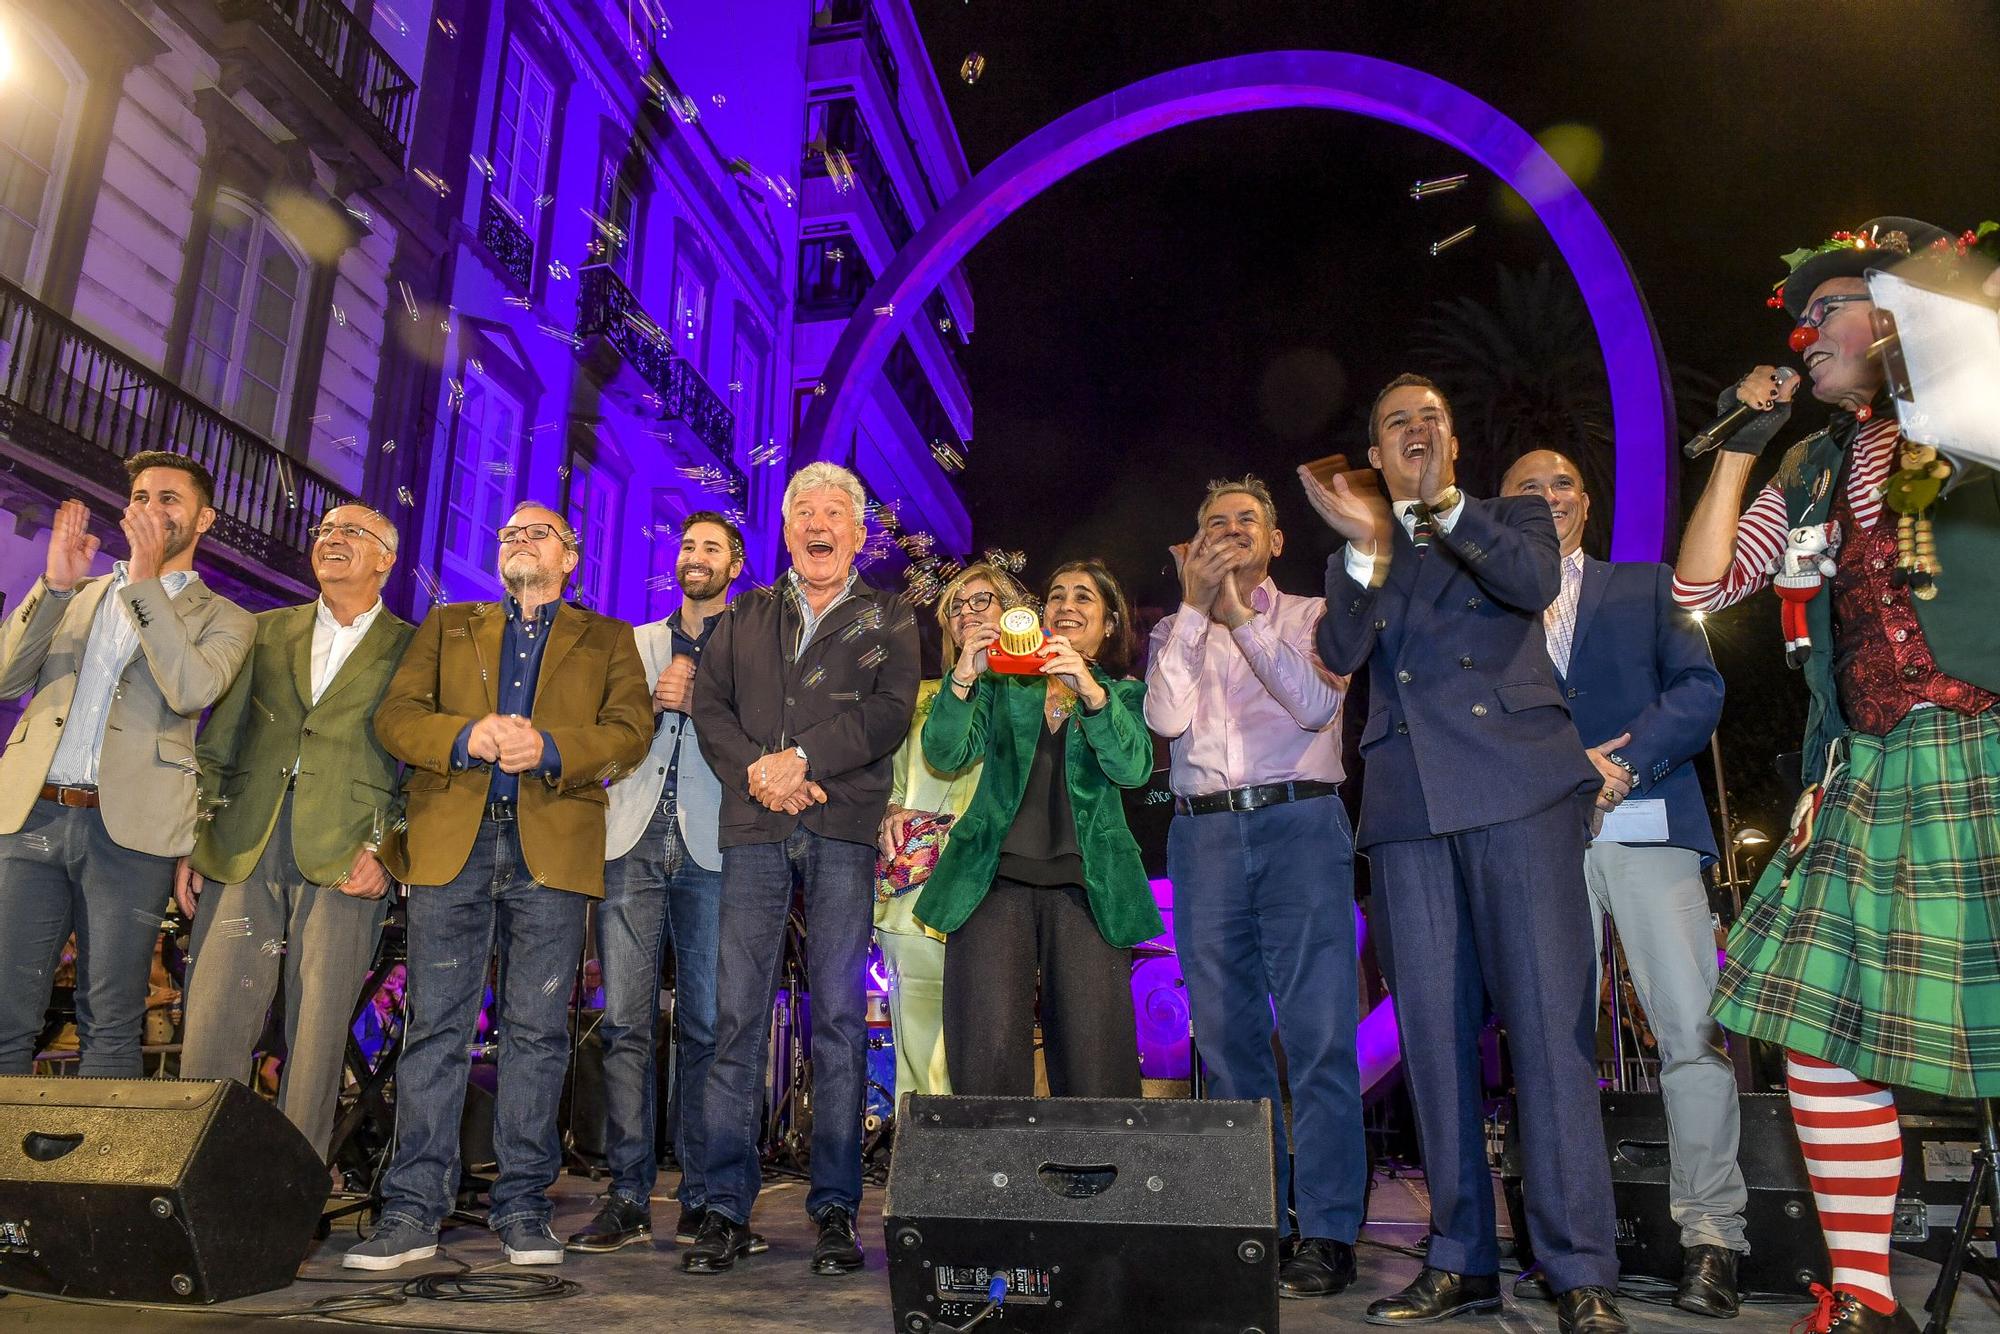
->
[[568, 512, 747, 1254]]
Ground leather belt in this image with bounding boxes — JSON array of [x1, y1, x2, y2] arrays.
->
[[483, 801, 518, 823], [1175, 780, 1338, 817], [39, 783, 100, 809]]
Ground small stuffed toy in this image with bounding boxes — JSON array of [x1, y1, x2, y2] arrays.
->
[[1772, 523, 1839, 667]]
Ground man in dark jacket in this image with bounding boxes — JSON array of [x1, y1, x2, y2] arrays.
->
[[1503, 449, 1742, 1318], [688, 462, 918, 1277], [1300, 375, 1625, 1334]]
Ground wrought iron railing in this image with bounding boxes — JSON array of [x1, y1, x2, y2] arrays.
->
[[216, 0, 417, 160], [479, 192, 536, 291], [0, 278, 347, 587], [576, 265, 741, 478]]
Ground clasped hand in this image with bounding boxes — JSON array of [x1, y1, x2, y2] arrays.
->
[[468, 714, 546, 774], [747, 749, 825, 815]]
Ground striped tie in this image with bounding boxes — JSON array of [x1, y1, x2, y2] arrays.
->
[[1409, 502, 1435, 551]]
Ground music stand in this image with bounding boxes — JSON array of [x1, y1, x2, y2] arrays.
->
[[1921, 1099, 2000, 1334]]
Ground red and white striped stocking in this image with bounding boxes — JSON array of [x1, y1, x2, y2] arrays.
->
[[1787, 1050, 1902, 1315]]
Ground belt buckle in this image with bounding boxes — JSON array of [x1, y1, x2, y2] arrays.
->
[[1227, 787, 1255, 813]]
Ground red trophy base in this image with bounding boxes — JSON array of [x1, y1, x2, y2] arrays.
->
[[987, 645, 1054, 675]]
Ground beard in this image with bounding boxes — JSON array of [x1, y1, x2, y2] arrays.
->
[[159, 521, 195, 565], [677, 563, 726, 599], [502, 554, 557, 599]]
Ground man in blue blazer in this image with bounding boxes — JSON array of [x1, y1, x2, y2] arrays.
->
[[1502, 450, 1744, 1318], [1300, 375, 1624, 1334]]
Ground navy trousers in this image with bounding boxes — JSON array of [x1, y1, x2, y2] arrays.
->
[[1367, 796, 1618, 1294], [1168, 794, 1366, 1242]]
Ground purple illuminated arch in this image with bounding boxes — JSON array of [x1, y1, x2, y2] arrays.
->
[[796, 49, 1674, 560], [812, 51, 1676, 1093]]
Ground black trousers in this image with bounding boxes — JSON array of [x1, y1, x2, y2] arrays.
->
[[942, 878, 1140, 1098]]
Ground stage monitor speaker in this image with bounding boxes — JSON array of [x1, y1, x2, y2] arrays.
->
[[0, 1076, 324, 1303], [884, 1094, 1278, 1334], [1501, 1090, 1831, 1295]]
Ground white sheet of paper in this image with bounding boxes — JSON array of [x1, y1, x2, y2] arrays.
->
[[1599, 798, 1670, 844]]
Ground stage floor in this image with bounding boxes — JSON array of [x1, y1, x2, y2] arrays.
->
[[3, 1170, 1996, 1332]]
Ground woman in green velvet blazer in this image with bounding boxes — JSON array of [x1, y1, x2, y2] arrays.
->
[[914, 559, 1163, 1098]]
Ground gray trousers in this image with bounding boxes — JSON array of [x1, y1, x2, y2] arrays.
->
[[1586, 841, 1748, 1252], [180, 796, 387, 1161]]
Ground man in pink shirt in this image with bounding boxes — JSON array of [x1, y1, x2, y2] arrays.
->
[[1144, 476, 1364, 1301]]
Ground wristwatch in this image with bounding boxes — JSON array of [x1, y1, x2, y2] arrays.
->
[[1425, 484, 1462, 514], [1605, 752, 1638, 783], [792, 744, 810, 776]]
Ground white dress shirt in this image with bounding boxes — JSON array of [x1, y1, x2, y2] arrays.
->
[[1542, 549, 1588, 678], [46, 563, 196, 786], [311, 598, 385, 704]]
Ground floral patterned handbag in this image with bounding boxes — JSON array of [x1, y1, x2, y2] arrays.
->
[[875, 812, 954, 901]]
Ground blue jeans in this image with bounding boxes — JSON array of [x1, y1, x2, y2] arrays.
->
[[704, 828, 874, 1225], [598, 803, 722, 1210], [0, 800, 176, 1076], [378, 819, 587, 1233], [1168, 794, 1366, 1242]]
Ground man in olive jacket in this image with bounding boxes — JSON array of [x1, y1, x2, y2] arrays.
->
[[345, 502, 649, 1272], [176, 504, 413, 1161], [686, 463, 918, 1278]]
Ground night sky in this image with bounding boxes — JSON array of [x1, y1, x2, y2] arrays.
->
[[908, 0, 2000, 837]]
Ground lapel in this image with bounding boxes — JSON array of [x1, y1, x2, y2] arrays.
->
[[533, 602, 589, 706], [470, 601, 505, 712], [795, 584, 872, 665], [65, 576, 117, 651], [313, 607, 405, 712], [1568, 557, 1612, 679], [289, 603, 317, 710]]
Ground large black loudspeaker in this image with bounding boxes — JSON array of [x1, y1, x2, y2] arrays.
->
[[0, 1077, 325, 1303], [885, 1095, 1279, 1334], [1502, 1090, 1831, 1294]]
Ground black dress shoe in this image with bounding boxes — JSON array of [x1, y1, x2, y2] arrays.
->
[[674, 1204, 706, 1244], [1556, 1285, 1629, 1334], [681, 1212, 756, 1274], [1675, 1244, 1741, 1318], [1279, 1238, 1357, 1298], [1801, 1287, 1920, 1334], [811, 1207, 865, 1275], [564, 1194, 651, 1253], [1513, 1264, 1553, 1302], [1365, 1266, 1502, 1325]]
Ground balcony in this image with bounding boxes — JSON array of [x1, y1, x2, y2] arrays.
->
[[810, 0, 897, 101], [215, 0, 416, 161], [576, 266, 742, 484], [0, 278, 349, 590], [479, 192, 536, 292]]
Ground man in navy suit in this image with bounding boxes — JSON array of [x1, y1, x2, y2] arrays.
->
[[1300, 375, 1624, 1334], [1502, 450, 1744, 1318]]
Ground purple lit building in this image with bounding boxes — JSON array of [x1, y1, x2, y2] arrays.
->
[[0, 0, 975, 634]]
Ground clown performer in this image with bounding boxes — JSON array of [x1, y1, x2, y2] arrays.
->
[[1674, 217, 2000, 1334]]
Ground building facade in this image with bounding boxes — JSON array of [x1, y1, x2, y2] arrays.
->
[[0, 0, 972, 646]]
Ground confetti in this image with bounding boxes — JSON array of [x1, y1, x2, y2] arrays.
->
[[750, 440, 784, 467], [399, 280, 420, 321], [812, 382, 828, 396], [1409, 173, 1469, 200], [710, 93, 727, 107], [503, 295, 534, 309], [547, 259, 572, 281], [468, 358, 484, 374], [727, 380, 743, 393], [803, 664, 827, 688], [397, 486, 415, 506], [826, 246, 845, 262], [937, 316, 953, 333], [332, 304, 347, 327], [857, 644, 890, 670], [929, 440, 966, 472], [558, 464, 572, 481], [413, 168, 450, 197], [959, 52, 986, 84], [484, 461, 516, 476], [1429, 225, 1477, 256], [537, 323, 583, 348], [534, 193, 555, 211], [983, 548, 1028, 575], [644, 573, 676, 593], [435, 16, 458, 37], [872, 303, 895, 317], [470, 152, 497, 182], [380, 439, 396, 454], [413, 567, 446, 605]]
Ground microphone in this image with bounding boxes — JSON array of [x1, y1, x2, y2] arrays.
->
[[1684, 367, 1799, 458]]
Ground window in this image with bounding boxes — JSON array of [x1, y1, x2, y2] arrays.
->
[[0, 21, 82, 291], [564, 449, 616, 612], [443, 368, 522, 590], [730, 329, 766, 462], [491, 40, 553, 227], [600, 164, 639, 280], [184, 197, 309, 438], [671, 252, 709, 368], [647, 492, 683, 621]]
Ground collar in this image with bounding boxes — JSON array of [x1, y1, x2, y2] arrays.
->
[[672, 603, 720, 644], [504, 595, 562, 628], [1562, 548, 1587, 577], [111, 561, 194, 596], [786, 568, 858, 606], [1250, 577, 1276, 615], [316, 596, 385, 634]]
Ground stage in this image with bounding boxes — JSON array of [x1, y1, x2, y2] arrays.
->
[[4, 1169, 1995, 1332]]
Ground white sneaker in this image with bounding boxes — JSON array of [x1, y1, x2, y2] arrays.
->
[[499, 1218, 565, 1265], [342, 1220, 439, 1270]]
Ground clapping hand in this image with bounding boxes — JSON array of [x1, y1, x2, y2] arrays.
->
[[1297, 466, 1389, 554], [45, 499, 100, 592], [121, 502, 168, 583]]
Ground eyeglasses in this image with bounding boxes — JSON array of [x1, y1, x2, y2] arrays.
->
[[946, 590, 998, 617], [311, 521, 391, 550], [497, 523, 563, 545], [1796, 293, 1870, 331]]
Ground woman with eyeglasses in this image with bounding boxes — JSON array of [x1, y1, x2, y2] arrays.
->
[[873, 563, 1029, 1104], [914, 558, 1162, 1097]]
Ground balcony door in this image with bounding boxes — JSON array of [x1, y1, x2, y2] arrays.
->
[[184, 195, 310, 440], [0, 18, 84, 294]]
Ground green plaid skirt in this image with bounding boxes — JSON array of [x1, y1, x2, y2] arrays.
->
[[1712, 705, 2000, 1097]]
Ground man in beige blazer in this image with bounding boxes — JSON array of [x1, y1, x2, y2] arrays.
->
[[176, 504, 414, 1160], [0, 452, 254, 1076]]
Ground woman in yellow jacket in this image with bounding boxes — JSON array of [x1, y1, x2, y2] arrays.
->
[[874, 562, 1028, 1104]]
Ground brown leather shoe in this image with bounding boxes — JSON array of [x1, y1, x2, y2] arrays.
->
[[1364, 1266, 1502, 1325]]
